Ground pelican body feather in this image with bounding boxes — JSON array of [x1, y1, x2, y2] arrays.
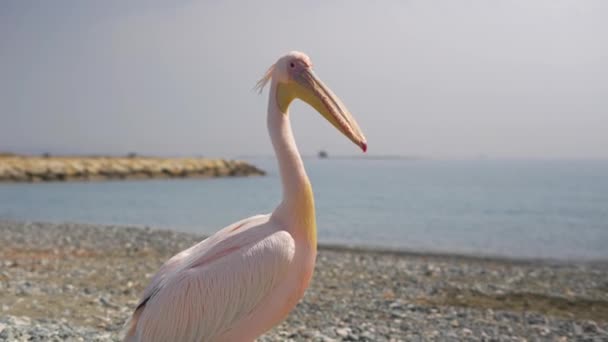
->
[[123, 51, 366, 342]]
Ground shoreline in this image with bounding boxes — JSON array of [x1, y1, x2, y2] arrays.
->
[[318, 243, 608, 268], [1, 220, 607, 341], [1, 219, 605, 267]]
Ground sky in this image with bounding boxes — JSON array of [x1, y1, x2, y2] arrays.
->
[[1, 0, 607, 159]]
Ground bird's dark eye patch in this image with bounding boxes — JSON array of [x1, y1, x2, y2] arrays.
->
[[290, 62, 295, 68]]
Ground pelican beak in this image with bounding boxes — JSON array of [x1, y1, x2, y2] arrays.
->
[[277, 69, 367, 152]]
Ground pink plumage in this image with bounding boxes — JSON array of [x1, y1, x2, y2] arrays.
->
[[123, 52, 366, 341]]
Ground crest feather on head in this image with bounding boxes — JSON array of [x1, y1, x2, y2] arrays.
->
[[254, 64, 275, 94]]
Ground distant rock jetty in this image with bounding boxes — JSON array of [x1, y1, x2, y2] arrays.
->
[[0, 155, 265, 182]]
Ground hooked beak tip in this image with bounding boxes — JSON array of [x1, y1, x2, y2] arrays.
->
[[360, 141, 367, 153]]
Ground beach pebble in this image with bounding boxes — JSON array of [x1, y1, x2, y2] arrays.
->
[[0, 220, 607, 341]]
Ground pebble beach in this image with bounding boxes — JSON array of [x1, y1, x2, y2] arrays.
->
[[0, 221, 607, 341]]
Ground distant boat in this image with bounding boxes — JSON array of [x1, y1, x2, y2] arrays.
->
[[318, 150, 328, 159]]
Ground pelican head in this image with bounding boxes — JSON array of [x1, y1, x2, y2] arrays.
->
[[257, 51, 367, 152]]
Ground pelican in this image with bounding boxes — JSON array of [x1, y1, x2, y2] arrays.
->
[[123, 51, 367, 342]]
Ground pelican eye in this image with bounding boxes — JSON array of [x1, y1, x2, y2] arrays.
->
[[289, 62, 295, 68]]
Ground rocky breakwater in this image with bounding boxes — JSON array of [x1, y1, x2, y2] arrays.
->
[[0, 155, 265, 182]]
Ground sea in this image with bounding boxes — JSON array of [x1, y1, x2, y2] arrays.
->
[[1, 158, 607, 261]]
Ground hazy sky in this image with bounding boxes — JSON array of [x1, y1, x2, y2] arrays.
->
[[1, 0, 607, 159]]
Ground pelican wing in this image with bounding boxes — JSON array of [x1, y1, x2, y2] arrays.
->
[[124, 214, 295, 342], [135, 215, 270, 310]]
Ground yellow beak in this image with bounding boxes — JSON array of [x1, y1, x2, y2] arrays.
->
[[277, 69, 367, 152]]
